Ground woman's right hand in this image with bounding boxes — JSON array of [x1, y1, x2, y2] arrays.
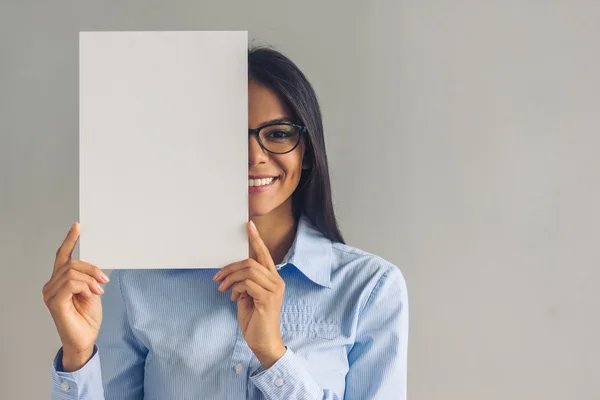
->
[[43, 222, 109, 372]]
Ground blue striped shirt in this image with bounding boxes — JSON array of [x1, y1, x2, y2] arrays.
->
[[50, 215, 409, 399]]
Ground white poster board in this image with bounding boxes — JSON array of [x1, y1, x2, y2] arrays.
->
[[79, 31, 248, 269]]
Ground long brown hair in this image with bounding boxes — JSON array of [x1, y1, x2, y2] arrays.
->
[[248, 46, 345, 244]]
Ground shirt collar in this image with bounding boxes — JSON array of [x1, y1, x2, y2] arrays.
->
[[274, 215, 333, 288]]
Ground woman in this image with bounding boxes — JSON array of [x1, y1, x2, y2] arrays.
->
[[43, 46, 409, 399]]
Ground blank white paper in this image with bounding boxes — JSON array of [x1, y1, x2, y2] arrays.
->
[[79, 31, 248, 269]]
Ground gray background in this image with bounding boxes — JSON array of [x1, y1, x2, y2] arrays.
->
[[1, 1, 598, 399]]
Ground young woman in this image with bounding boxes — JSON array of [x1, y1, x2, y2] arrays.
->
[[43, 46, 409, 400]]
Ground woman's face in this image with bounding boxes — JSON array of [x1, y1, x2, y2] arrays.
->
[[248, 79, 306, 218]]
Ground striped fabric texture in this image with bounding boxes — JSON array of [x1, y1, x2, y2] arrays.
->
[[50, 215, 409, 399]]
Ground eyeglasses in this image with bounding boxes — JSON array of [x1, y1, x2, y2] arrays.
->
[[248, 122, 307, 154]]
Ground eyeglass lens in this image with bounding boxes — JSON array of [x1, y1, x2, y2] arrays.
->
[[258, 124, 301, 153]]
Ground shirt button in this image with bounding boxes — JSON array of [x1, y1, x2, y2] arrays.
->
[[235, 363, 243, 374], [60, 381, 70, 391], [274, 377, 284, 387]]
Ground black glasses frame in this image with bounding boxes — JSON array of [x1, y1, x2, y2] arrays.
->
[[248, 122, 307, 155]]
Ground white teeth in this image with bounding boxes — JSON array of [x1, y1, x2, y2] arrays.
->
[[248, 177, 275, 187]]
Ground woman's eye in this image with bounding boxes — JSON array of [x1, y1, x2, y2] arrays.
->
[[267, 130, 290, 140]]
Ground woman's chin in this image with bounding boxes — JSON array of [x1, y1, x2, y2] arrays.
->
[[248, 194, 292, 218], [248, 203, 274, 218]]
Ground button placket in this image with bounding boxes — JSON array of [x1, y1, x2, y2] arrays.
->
[[234, 363, 243, 374], [227, 321, 254, 400], [60, 380, 70, 391]]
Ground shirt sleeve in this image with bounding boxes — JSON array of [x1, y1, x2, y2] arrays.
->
[[249, 265, 409, 400], [344, 265, 409, 399], [250, 346, 338, 399], [50, 345, 103, 400], [49, 270, 148, 400]]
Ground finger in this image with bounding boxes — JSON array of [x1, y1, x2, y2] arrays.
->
[[45, 267, 104, 303], [214, 258, 274, 283], [218, 267, 277, 293], [47, 279, 94, 311], [56, 259, 109, 284], [45, 268, 104, 304], [214, 258, 270, 281], [54, 222, 80, 270], [248, 220, 276, 271], [231, 279, 268, 302], [213, 259, 248, 281]]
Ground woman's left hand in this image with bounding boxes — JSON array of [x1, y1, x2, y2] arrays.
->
[[213, 220, 286, 369]]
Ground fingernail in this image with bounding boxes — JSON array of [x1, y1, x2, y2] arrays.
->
[[97, 284, 104, 294], [218, 282, 224, 291], [213, 271, 221, 281], [100, 272, 110, 283], [250, 220, 257, 233]]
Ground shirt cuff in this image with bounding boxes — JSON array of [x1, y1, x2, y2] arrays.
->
[[249, 347, 322, 400], [51, 345, 103, 399]]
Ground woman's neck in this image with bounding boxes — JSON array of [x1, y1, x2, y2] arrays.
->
[[250, 201, 297, 265]]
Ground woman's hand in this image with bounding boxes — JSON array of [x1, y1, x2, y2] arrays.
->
[[213, 220, 286, 369], [42, 222, 109, 372]]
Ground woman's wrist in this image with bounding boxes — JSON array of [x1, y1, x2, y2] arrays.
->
[[61, 345, 95, 372], [254, 343, 287, 370]]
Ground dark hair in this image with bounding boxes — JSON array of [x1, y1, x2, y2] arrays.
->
[[248, 45, 345, 244]]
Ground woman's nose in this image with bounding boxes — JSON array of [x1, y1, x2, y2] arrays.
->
[[248, 134, 268, 166]]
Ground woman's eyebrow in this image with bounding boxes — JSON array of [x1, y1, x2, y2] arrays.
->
[[256, 117, 294, 127]]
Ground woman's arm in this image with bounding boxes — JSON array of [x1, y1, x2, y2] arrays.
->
[[344, 265, 409, 399], [249, 346, 341, 399], [50, 270, 147, 399], [248, 265, 409, 400]]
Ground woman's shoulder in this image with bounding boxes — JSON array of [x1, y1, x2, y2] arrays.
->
[[329, 241, 407, 292]]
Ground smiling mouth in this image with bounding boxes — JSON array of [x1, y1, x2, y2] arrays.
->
[[248, 177, 279, 187]]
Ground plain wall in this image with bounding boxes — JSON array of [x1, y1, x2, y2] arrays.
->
[[1, 1, 598, 399]]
